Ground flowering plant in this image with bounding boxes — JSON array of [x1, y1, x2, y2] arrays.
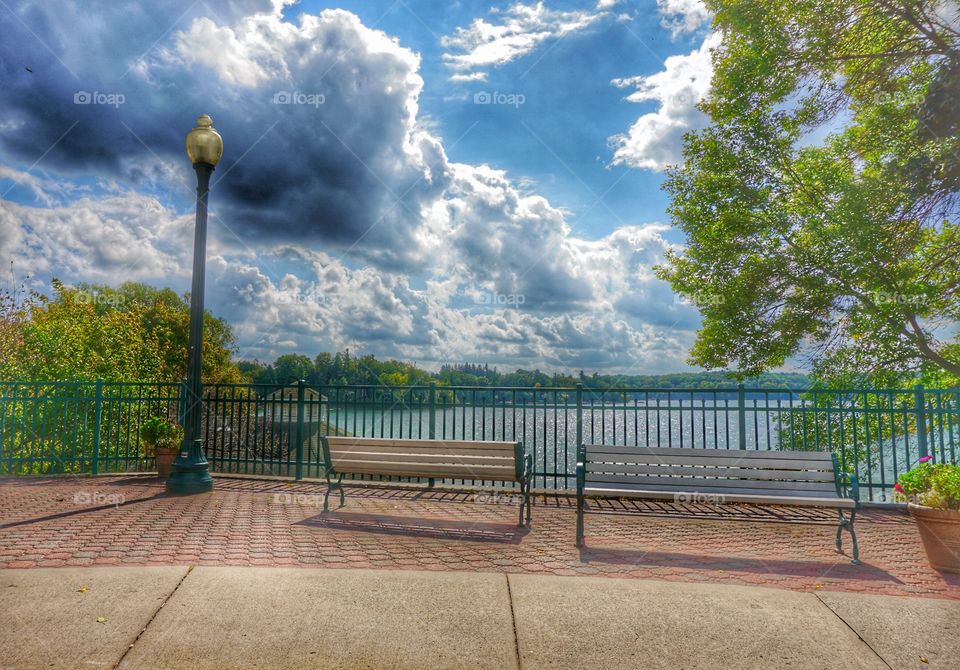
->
[[895, 456, 960, 510]]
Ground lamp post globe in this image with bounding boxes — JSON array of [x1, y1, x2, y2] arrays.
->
[[166, 114, 222, 495]]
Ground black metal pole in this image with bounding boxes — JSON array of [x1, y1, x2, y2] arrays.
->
[[166, 162, 214, 494]]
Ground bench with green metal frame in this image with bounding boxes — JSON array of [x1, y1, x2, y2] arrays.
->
[[575, 445, 861, 563], [319, 436, 534, 526]]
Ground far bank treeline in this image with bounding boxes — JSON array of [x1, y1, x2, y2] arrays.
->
[[240, 354, 810, 391], [2, 280, 809, 390]]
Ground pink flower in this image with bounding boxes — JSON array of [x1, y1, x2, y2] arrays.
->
[[894, 483, 904, 493], [918, 455, 935, 463]]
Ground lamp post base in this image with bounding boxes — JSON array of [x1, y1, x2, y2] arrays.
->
[[165, 438, 214, 495]]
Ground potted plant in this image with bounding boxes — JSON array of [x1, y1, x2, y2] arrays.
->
[[140, 416, 183, 480], [895, 456, 960, 574]]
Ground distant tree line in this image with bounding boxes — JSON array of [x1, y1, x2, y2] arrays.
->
[[237, 352, 811, 393]]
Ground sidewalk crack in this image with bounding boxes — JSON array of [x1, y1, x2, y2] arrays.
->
[[814, 592, 892, 670], [112, 565, 195, 669], [505, 574, 523, 670]]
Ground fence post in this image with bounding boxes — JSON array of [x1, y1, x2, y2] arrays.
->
[[738, 384, 747, 450], [295, 379, 305, 481], [576, 383, 583, 449], [428, 382, 437, 440], [914, 383, 928, 459], [91, 378, 104, 475]]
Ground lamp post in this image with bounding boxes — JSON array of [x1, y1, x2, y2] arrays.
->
[[166, 114, 222, 495]]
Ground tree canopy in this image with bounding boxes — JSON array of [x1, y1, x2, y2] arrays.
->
[[0, 280, 241, 383], [658, 0, 960, 384]]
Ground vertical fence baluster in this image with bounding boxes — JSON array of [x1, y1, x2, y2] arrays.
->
[[914, 384, 928, 460], [91, 378, 103, 475], [295, 379, 305, 481]]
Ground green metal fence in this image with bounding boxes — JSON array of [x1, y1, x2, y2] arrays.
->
[[1, 380, 957, 501]]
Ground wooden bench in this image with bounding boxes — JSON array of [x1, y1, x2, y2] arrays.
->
[[319, 437, 533, 525], [575, 445, 861, 563]]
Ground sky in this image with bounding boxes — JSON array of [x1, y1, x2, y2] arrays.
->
[[0, 0, 720, 373]]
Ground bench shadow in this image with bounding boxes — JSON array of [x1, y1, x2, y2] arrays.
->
[[579, 545, 902, 582], [297, 510, 530, 544], [0, 493, 164, 529]]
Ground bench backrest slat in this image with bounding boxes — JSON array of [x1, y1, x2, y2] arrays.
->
[[586, 445, 830, 460], [321, 437, 523, 482]]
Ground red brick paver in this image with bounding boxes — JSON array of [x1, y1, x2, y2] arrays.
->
[[1, 475, 957, 599]]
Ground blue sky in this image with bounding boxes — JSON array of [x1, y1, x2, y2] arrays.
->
[[0, 0, 718, 373]]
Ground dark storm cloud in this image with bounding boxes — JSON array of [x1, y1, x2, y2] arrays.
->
[[0, 1, 448, 268]]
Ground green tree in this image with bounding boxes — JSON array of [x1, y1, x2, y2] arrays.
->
[[270, 354, 315, 385], [5, 280, 241, 383], [658, 0, 960, 382]]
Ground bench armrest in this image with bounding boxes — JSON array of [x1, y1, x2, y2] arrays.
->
[[836, 472, 860, 504]]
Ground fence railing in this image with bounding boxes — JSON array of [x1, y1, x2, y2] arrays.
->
[[1, 381, 957, 501]]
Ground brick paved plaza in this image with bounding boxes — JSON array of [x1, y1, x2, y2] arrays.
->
[[1, 475, 957, 599]]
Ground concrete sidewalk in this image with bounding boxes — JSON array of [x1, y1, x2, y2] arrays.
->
[[1, 567, 957, 670]]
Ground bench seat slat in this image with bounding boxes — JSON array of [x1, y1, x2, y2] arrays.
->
[[583, 445, 831, 461], [584, 480, 838, 497], [582, 486, 855, 508], [584, 473, 838, 493], [586, 453, 834, 472], [586, 461, 834, 482]]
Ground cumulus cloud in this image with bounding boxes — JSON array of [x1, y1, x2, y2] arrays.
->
[[608, 31, 719, 171], [441, 1, 617, 81], [0, 194, 192, 284], [0, 1, 701, 372], [0, 2, 449, 269], [656, 0, 712, 38]]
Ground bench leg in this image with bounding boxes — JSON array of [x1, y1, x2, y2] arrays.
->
[[525, 476, 532, 526], [836, 509, 861, 565], [518, 480, 526, 527], [575, 494, 584, 547], [323, 474, 345, 512]]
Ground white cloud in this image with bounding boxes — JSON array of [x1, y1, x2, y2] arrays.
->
[[656, 0, 712, 38], [608, 32, 719, 171], [441, 1, 614, 80], [0, 194, 192, 284], [1, 3, 702, 373]]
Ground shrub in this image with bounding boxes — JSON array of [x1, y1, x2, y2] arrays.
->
[[140, 416, 182, 454], [895, 457, 960, 511]]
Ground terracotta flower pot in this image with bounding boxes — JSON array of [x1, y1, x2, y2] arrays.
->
[[154, 446, 180, 480], [908, 503, 960, 574]]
